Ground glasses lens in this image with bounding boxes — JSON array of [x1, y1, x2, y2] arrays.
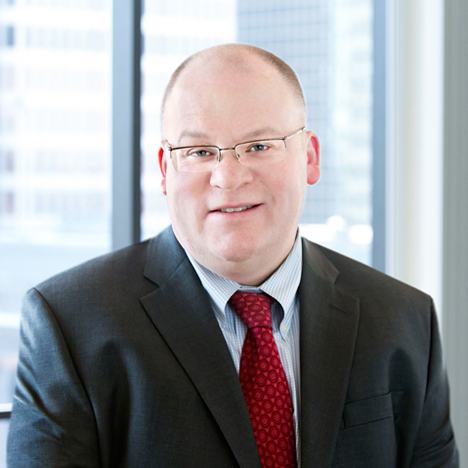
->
[[236, 139, 286, 166], [173, 147, 219, 172]]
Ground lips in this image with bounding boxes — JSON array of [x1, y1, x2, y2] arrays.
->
[[210, 203, 260, 214], [219, 205, 255, 213]]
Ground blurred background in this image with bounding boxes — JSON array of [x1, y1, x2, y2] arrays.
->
[[1, 0, 467, 465]]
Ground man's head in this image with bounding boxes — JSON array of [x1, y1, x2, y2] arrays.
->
[[158, 43, 320, 285], [161, 44, 307, 126]]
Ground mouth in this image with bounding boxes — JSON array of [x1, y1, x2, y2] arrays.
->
[[218, 205, 256, 213]]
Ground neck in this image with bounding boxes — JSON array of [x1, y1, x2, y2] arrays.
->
[[215, 257, 287, 287]]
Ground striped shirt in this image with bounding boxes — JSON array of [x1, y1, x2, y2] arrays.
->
[[187, 234, 302, 464]]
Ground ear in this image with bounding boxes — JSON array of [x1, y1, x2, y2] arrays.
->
[[306, 131, 320, 185], [158, 144, 168, 195]]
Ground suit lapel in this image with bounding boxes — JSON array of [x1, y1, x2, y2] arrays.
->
[[299, 239, 360, 467], [140, 228, 261, 468]]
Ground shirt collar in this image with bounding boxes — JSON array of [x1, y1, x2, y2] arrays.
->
[[187, 234, 302, 327]]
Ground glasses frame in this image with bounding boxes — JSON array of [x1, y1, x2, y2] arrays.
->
[[164, 126, 307, 172]]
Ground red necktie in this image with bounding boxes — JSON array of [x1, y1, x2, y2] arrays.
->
[[228, 291, 297, 468]]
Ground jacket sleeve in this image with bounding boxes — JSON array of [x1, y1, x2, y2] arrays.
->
[[7, 288, 100, 468], [410, 302, 459, 467]]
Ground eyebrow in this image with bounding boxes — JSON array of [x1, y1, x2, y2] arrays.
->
[[176, 127, 281, 145], [240, 127, 281, 141], [177, 130, 210, 142]]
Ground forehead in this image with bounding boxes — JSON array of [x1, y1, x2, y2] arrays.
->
[[162, 55, 301, 140]]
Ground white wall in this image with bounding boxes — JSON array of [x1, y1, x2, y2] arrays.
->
[[387, 0, 444, 312], [388, 0, 468, 463]]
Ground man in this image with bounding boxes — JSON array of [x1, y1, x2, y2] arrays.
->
[[7, 44, 458, 467]]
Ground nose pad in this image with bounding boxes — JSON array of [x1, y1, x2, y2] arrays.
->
[[210, 148, 252, 190], [215, 148, 241, 168]]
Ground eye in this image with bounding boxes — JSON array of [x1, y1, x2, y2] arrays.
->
[[247, 142, 270, 152], [186, 147, 216, 158]]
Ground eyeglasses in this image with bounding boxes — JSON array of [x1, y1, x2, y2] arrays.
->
[[164, 127, 306, 172]]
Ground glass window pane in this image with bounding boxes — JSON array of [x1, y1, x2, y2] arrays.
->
[[141, 0, 238, 237], [238, 0, 373, 264], [141, 0, 373, 266], [0, 0, 112, 426]]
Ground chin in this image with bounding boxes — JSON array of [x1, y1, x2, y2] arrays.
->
[[212, 238, 263, 264]]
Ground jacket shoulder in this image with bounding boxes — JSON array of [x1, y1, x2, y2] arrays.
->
[[303, 238, 433, 310], [39, 239, 149, 286]]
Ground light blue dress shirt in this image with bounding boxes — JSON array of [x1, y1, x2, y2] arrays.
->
[[187, 234, 302, 463]]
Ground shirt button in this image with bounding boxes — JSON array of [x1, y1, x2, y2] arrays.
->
[[281, 325, 287, 334]]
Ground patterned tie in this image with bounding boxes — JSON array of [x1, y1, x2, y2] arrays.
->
[[228, 291, 297, 468]]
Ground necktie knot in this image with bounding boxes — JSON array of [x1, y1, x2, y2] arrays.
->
[[228, 291, 275, 330]]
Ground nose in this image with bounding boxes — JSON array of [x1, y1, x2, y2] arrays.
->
[[210, 148, 253, 191]]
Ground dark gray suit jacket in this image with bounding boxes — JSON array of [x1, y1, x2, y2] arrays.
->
[[7, 227, 458, 467]]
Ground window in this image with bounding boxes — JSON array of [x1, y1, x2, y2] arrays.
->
[[0, 0, 379, 464], [140, 0, 238, 237], [0, 2, 112, 463], [6, 26, 14, 47], [141, 0, 374, 266]]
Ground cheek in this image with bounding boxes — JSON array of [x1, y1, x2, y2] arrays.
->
[[272, 165, 307, 210], [166, 173, 206, 226]]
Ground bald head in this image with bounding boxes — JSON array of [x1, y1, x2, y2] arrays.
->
[[161, 43, 306, 129]]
